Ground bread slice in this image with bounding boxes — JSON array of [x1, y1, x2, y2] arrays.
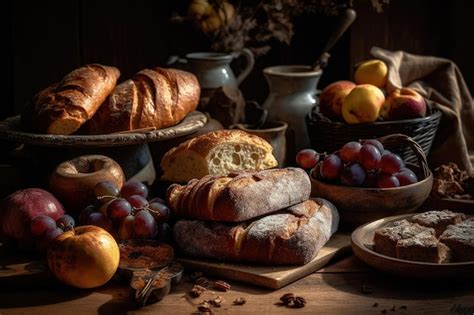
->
[[439, 218, 474, 262], [412, 210, 466, 237], [160, 130, 278, 182], [373, 220, 435, 258], [396, 230, 451, 263]]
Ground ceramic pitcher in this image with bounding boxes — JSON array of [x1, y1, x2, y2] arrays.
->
[[262, 65, 322, 161], [168, 48, 254, 103]]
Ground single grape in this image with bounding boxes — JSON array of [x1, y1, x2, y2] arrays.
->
[[149, 197, 165, 204], [396, 168, 418, 186], [148, 202, 170, 222], [296, 149, 320, 169], [107, 199, 132, 221], [155, 223, 172, 243], [380, 153, 404, 174], [78, 205, 96, 225], [133, 210, 158, 239], [377, 173, 400, 188], [310, 161, 324, 180], [363, 172, 378, 188], [127, 195, 149, 209], [340, 141, 362, 164], [340, 163, 366, 187], [56, 215, 75, 231], [321, 154, 343, 181], [94, 181, 120, 203], [121, 181, 149, 199], [30, 215, 57, 237], [98, 199, 114, 216], [359, 144, 382, 170], [118, 215, 135, 240], [362, 139, 384, 153], [37, 227, 64, 252], [87, 212, 113, 232]]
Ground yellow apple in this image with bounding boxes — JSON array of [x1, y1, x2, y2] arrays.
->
[[47, 225, 119, 289], [342, 84, 385, 124], [318, 81, 356, 121], [381, 88, 426, 120], [354, 59, 388, 88]]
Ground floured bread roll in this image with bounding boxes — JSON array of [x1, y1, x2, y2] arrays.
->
[[160, 130, 278, 182]]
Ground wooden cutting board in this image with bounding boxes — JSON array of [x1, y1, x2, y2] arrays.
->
[[178, 233, 351, 289]]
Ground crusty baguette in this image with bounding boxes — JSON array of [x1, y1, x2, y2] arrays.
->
[[88, 67, 200, 134], [166, 167, 311, 222], [21, 64, 120, 135], [173, 198, 339, 265], [160, 130, 278, 182]]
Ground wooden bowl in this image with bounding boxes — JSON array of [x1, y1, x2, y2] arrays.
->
[[310, 134, 433, 229]]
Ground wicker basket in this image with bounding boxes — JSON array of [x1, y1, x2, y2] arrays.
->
[[306, 103, 442, 163]]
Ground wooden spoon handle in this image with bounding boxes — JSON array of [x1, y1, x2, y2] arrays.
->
[[312, 8, 357, 71]]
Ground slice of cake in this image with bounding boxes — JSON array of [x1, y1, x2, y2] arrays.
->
[[412, 210, 466, 237], [373, 220, 435, 258], [396, 230, 451, 263], [439, 218, 474, 262]]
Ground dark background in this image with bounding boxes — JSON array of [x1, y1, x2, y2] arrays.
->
[[2, 0, 473, 120]]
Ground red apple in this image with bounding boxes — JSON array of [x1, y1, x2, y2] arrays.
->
[[0, 188, 65, 248], [380, 88, 426, 120], [50, 155, 125, 214], [318, 81, 356, 121], [47, 225, 120, 289]]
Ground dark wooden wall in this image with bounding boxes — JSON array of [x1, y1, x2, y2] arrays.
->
[[3, 0, 474, 121]]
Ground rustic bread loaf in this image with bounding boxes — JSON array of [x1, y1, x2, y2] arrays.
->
[[412, 210, 466, 237], [88, 67, 200, 134], [373, 220, 435, 258], [160, 130, 278, 182], [396, 230, 452, 263], [173, 198, 339, 265], [167, 167, 311, 222], [439, 218, 474, 262], [21, 64, 120, 135]]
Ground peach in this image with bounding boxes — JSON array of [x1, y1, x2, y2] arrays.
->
[[318, 80, 356, 121], [380, 88, 426, 120], [354, 59, 388, 88], [342, 84, 385, 124]]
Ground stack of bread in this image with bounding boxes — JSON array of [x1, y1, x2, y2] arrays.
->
[[373, 210, 473, 263], [21, 64, 200, 135], [162, 130, 340, 265]]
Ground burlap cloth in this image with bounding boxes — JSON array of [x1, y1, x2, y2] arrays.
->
[[371, 47, 474, 175]]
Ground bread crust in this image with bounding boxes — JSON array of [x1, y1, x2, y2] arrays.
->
[[22, 64, 120, 135], [88, 67, 200, 134], [173, 198, 339, 265], [167, 167, 311, 222]]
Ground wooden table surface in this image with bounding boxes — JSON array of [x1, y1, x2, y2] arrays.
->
[[1, 253, 473, 315]]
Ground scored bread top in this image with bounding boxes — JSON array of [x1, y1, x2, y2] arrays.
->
[[160, 130, 278, 182], [88, 67, 199, 134], [166, 167, 311, 222], [22, 64, 120, 135], [173, 198, 339, 265]]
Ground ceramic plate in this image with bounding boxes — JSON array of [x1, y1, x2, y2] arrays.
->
[[351, 214, 474, 279], [0, 111, 207, 148]]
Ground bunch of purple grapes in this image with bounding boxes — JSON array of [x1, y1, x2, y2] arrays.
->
[[30, 214, 75, 251], [310, 139, 418, 188], [78, 180, 171, 242]]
